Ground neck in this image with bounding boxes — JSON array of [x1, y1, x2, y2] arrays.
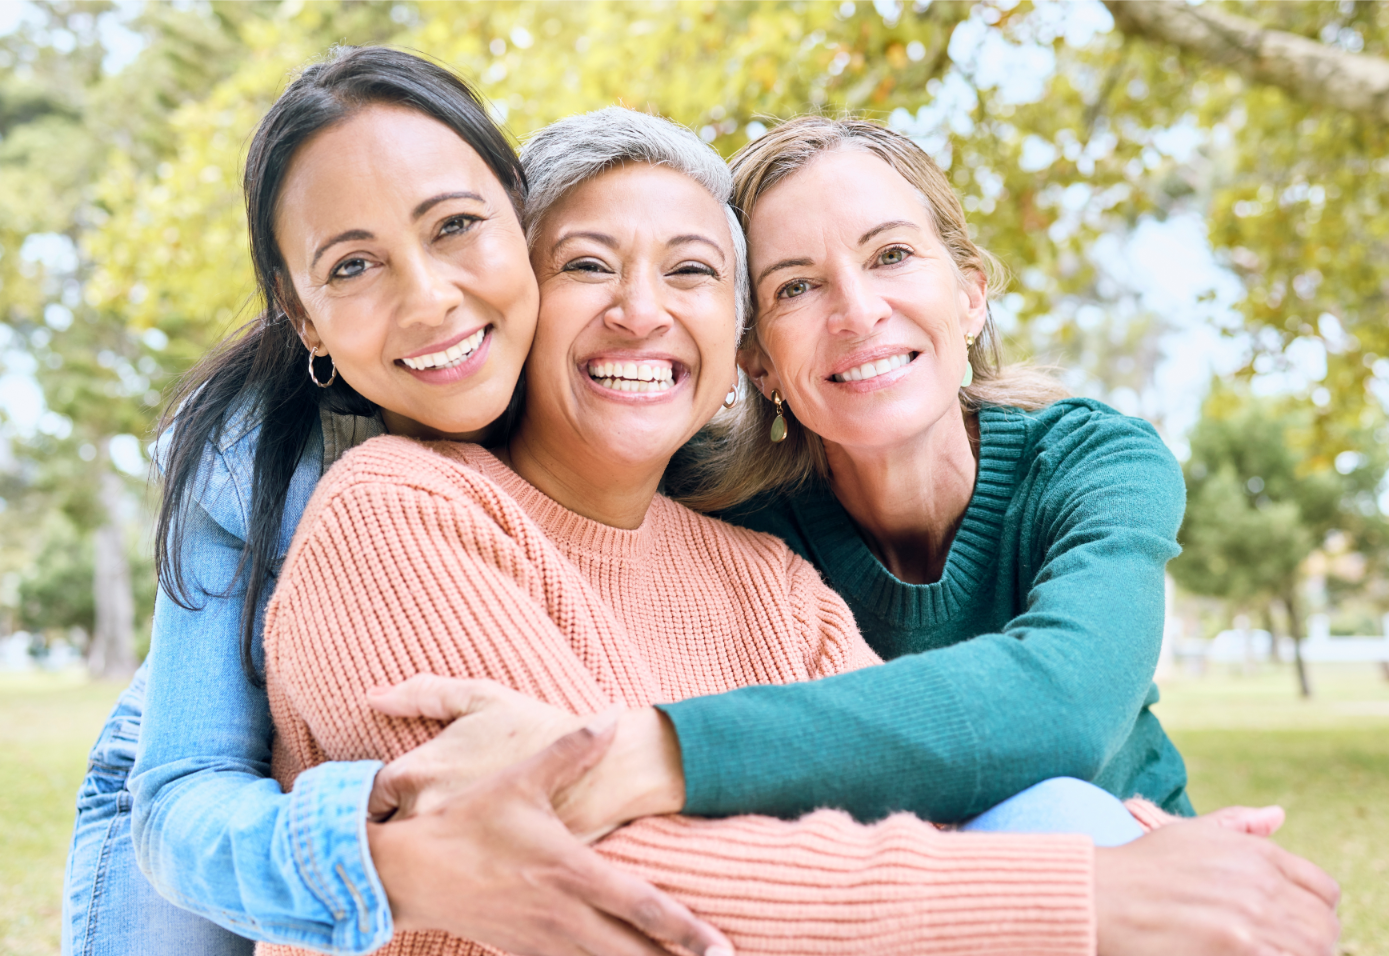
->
[[381, 408, 496, 445], [502, 415, 666, 530], [823, 404, 979, 585]]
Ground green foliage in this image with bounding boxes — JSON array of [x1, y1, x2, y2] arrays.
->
[[1173, 384, 1388, 610]]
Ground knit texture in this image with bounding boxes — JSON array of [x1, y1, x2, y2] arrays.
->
[[673, 399, 1191, 823], [261, 437, 1096, 956]]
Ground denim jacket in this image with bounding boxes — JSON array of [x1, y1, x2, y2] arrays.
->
[[101, 405, 390, 953]]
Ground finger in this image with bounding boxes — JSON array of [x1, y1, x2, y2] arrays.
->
[[1269, 843, 1341, 908], [1255, 881, 1341, 956], [1207, 805, 1285, 837], [562, 902, 682, 956], [366, 766, 401, 820], [516, 713, 620, 797], [367, 674, 489, 720], [571, 850, 735, 956]]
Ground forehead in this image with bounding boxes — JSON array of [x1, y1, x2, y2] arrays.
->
[[748, 148, 930, 247], [278, 105, 493, 215], [536, 162, 730, 239]]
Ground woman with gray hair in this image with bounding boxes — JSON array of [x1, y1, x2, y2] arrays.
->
[[72, 46, 1336, 956]]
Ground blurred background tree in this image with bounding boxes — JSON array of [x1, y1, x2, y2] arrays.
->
[[1, 0, 1387, 678], [1172, 386, 1389, 696]]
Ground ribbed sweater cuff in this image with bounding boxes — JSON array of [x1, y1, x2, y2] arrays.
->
[[602, 812, 1097, 955]]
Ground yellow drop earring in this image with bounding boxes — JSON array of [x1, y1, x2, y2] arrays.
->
[[961, 332, 976, 389], [769, 390, 788, 443]]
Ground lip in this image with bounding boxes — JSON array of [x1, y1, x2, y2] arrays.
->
[[826, 346, 920, 392], [578, 349, 689, 403], [400, 325, 489, 361], [398, 326, 493, 385]]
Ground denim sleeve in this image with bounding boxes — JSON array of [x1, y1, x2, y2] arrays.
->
[[129, 499, 392, 954]]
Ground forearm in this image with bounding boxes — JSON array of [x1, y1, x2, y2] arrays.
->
[[131, 758, 391, 952], [600, 811, 1095, 955], [134, 569, 393, 951]]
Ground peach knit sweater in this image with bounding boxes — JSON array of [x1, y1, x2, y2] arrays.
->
[[262, 436, 1097, 956]]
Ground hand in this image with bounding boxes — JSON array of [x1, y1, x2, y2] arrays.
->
[[367, 675, 586, 820], [368, 716, 734, 956], [1095, 819, 1339, 956], [1203, 804, 1285, 837]]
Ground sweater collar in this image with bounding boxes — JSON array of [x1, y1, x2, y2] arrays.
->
[[453, 445, 663, 561], [791, 405, 1028, 628]]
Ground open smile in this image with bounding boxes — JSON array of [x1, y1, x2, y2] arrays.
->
[[831, 351, 918, 383], [399, 326, 489, 371], [586, 358, 678, 394]]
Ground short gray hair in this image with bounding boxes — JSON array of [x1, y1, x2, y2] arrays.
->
[[519, 107, 749, 334]]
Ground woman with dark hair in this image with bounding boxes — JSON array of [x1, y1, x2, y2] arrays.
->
[[63, 46, 729, 956]]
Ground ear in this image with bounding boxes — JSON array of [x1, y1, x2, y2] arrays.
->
[[961, 269, 988, 340], [738, 340, 783, 400], [275, 275, 323, 354]]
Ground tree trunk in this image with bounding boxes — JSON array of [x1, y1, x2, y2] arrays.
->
[[1103, 0, 1389, 123], [1281, 586, 1312, 699], [88, 440, 136, 681]]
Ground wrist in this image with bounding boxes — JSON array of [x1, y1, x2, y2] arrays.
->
[[612, 707, 686, 819]]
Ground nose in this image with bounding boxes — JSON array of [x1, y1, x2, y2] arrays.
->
[[825, 266, 891, 337], [395, 249, 465, 329], [603, 265, 674, 339]]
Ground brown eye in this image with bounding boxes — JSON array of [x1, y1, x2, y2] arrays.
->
[[331, 258, 368, 280], [778, 279, 811, 300], [439, 215, 479, 237]]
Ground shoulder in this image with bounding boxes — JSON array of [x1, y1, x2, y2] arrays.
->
[[1002, 398, 1179, 479], [996, 399, 1185, 525], [160, 392, 324, 545]]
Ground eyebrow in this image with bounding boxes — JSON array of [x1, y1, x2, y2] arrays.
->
[[858, 219, 918, 245], [412, 190, 485, 220], [311, 229, 373, 269], [310, 192, 487, 268], [756, 257, 813, 286], [552, 232, 727, 262], [754, 220, 920, 286]]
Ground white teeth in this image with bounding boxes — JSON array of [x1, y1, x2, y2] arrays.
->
[[585, 360, 675, 392], [402, 329, 486, 370], [832, 352, 914, 383]]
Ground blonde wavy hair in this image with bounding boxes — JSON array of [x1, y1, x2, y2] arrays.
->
[[671, 115, 1067, 513]]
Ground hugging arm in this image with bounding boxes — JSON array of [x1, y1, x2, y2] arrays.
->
[[264, 457, 1099, 955], [663, 414, 1188, 822], [129, 497, 393, 952]]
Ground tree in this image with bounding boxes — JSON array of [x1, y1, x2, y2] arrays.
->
[[1171, 385, 1388, 696], [1105, 0, 1389, 122]]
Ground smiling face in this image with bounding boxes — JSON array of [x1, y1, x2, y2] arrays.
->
[[275, 104, 538, 440], [522, 161, 738, 471], [744, 148, 987, 454]]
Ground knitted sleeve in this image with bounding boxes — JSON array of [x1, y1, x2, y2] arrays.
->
[[264, 442, 1096, 956]]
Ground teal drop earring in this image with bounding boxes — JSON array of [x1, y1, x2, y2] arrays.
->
[[770, 390, 788, 443], [961, 332, 976, 388]]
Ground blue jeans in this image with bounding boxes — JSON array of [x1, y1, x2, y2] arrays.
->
[[962, 776, 1145, 846], [62, 666, 253, 956]]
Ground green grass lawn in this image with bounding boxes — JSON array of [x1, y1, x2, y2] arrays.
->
[[2, 665, 1387, 955], [0, 673, 124, 956], [1155, 664, 1389, 956]]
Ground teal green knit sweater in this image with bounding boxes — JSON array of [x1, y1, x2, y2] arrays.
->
[[659, 398, 1194, 821]]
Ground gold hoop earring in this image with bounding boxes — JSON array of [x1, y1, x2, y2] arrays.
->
[[769, 389, 788, 443], [965, 332, 976, 348], [723, 384, 739, 409], [308, 345, 337, 388], [961, 332, 976, 388]]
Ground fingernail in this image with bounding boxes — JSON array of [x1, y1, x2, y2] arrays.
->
[[584, 707, 621, 735], [707, 947, 734, 956], [367, 686, 387, 695]]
